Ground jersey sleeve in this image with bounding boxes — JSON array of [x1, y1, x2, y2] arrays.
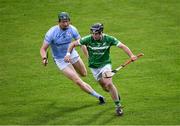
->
[[79, 35, 90, 45], [71, 25, 81, 40], [44, 28, 54, 44], [110, 36, 122, 46]]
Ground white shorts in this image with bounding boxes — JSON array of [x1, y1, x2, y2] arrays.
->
[[90, 64, 112, 81], [54, 50, 80, 70]]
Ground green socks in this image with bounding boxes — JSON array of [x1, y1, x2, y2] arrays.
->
[[114, 100, 121, 107]]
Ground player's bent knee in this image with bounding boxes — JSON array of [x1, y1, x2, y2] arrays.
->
[[104, 83, 113, 89], [80, 71, 87, 77], [103, 87, 109, 92]]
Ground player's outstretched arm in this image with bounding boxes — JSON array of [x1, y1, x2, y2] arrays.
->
[[64, 40, 80, 62], [118, 43, 137, 61]]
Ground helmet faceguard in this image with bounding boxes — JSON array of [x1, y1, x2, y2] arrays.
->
[[90, 23, 104, 33]]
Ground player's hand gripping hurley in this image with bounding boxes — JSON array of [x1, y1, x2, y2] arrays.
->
[[42, 50, 49, 66], [102, 53, 144, 78]]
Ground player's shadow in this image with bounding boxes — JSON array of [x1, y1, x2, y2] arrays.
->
[[0, 99, 120, 125], [28, 99, 100, 124], [79, 106, 117, 125]]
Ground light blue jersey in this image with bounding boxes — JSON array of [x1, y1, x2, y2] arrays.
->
[[44, 25, 80, 59]]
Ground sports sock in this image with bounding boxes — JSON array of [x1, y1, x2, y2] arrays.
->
[[114, 100, 121, 107], [90, 91, 103, 99]]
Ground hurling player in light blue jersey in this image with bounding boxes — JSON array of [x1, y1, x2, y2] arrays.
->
[[40, 12, 105, 104]]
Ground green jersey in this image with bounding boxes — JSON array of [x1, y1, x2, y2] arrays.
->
[[80, 34, 121, 68]]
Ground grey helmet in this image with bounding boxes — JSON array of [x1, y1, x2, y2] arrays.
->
[[58, 12, 70, 21], [90, 23, 104, 33]]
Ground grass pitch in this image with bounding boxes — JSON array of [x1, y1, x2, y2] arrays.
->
[[0, 0, 179, 125]]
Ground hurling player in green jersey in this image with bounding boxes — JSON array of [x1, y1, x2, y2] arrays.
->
[[65, 23, 137, 116]]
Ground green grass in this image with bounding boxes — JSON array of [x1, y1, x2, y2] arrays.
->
[[0, 0, 180, 125]]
